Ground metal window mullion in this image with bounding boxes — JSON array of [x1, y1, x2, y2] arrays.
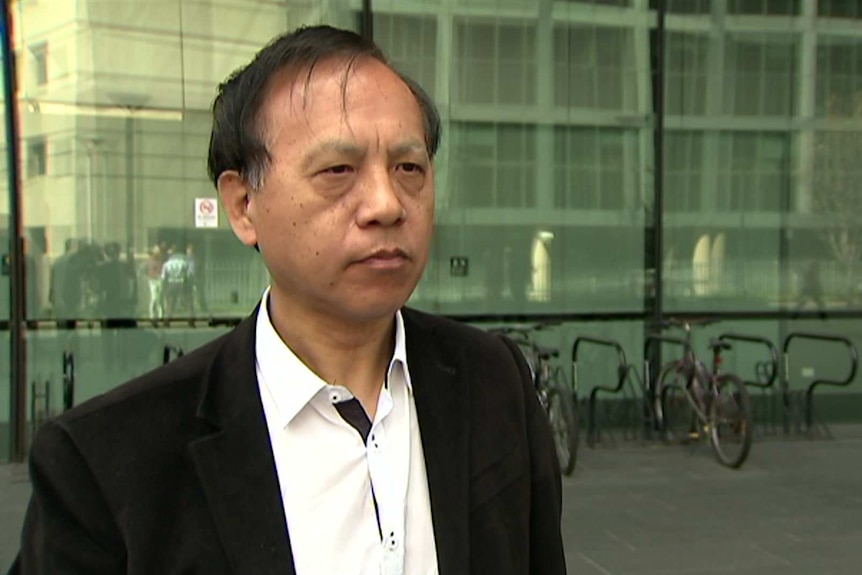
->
[[2, 0, 27, 462]]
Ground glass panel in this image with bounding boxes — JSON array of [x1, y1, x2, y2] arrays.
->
[[447, 123, 536, 209], [727, 0, 800, 16], [453, 20, 536, 106], [665, 132, 703, 213], [554, 25, 637, 111], [816, 38, 862, 117], [11, 2, 353, 418], [808, 131, 862, 307], [665, 33, 708, 116], [26, 325, 232, 411], [373, 13, 437, 100], [723, 35, 797, 117], [666, 0, 710, 15], [818, 0, 862, 19], [7, 0, 860, 460]]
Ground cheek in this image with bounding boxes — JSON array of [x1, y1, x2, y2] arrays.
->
[[416, 197, 435, 232]]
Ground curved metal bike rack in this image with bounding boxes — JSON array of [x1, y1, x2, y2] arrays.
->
[[30, 379, 50, 437], [717, 333, 779, 390], [62, 350, 75, 412], [571, 336, 629, 446], [782, 332, 859, 431], [717, 333, 780, 434], [163, 344, 185, 365]]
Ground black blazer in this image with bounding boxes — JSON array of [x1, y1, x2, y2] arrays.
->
[[11, 308, 566, 574]]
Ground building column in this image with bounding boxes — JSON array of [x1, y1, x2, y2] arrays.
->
[[535, 0, 555, 212]]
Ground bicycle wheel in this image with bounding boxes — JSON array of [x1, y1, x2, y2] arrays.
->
[[708, 374, 753, 469], [546, 386, 579, 476], [655, 361, 697, 444]]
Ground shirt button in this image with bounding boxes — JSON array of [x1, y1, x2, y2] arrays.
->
[[386, 534, 399, 550]]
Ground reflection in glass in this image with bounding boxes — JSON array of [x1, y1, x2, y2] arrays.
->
[[1, 0, 862, 461]]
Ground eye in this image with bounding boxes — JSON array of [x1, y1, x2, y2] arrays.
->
[[321, 164, 354, 175], [397, 162, 424, 174]]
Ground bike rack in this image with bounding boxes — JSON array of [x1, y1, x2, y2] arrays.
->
[[30, 379, 51, 439], [643, 334, 691, 398], [717, 333, 779, 433], [571, 336, 629, 447], [62, 351, 75, 412], [163, 344, 185, 365], [782, 332, 858, 433], [640, 333, 692, 437]]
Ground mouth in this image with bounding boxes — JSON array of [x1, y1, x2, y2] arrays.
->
[[355, 248, 410, 270]]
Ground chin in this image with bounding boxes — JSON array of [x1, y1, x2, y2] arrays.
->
[[346, 291, 414, 322]]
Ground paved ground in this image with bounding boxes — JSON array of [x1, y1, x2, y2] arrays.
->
[[562, 425, 862, 575], [2, 426, 862, 573]]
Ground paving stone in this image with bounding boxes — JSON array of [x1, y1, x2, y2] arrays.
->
[[2, 425, 862, 573]]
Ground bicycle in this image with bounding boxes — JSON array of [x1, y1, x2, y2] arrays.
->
[[488, 323, 579, 476], [652, 319, 754, 469]]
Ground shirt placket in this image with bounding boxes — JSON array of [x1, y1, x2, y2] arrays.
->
[[368, 367, 410, 575]]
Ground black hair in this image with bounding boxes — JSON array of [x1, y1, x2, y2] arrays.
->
[[206, 25, 441, 190]]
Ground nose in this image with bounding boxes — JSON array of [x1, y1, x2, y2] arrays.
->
[[356, 167, 406, 227]]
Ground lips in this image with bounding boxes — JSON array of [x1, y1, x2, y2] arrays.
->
[[356, 248, 410, 269]]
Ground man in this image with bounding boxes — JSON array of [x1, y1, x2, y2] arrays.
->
[[94, 242, 138, 372], [12, 25, 566, 574], [161, 245, 190, 320], [184, 242, 209, 317], [49, 238, 84, 326], [144, 243, 165, 321]]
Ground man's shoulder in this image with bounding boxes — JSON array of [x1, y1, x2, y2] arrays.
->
[[402, 307, 514, 359], [403, 307, 485, 339]]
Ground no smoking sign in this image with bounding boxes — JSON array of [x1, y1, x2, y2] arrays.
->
[[195, 198, 219, 228]]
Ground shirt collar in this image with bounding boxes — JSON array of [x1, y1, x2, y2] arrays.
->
[[255, 288, 411, 428]]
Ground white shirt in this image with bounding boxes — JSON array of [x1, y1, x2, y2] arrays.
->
[[255, 289, 439, 575]]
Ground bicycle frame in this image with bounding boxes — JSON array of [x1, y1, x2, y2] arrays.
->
[[665, 322, 725, 427]]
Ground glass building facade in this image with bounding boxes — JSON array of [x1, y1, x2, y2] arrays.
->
[[1, 0, 861, 461]]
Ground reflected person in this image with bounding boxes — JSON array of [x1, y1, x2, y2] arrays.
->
[[12, 25, 566, 575]]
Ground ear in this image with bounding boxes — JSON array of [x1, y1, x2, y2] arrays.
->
[[218, 170, 258, 248]]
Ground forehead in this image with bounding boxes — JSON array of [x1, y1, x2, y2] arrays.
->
[[259, 57, 424, 143]]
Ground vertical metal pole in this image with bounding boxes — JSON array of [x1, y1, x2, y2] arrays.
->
[[644, 0, 666, 429], [2, 0, 28, 461], [125, 115, 134, 251], [652, 0, 666, 330], [360, 0, 373, 40]]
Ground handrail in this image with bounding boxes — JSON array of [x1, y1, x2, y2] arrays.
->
[[62, 351, 75, 412], [782, 332, 859, 429], [163, 344, 185, 365], [717, 333, 779, 389], [571, 335, 630, 446]]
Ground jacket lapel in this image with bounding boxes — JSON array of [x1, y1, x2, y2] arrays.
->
[[404, 309, 471, 573], [188, 312, 296, 575]]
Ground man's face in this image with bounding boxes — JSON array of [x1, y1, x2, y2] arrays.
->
[[236, 58, 434, 325]]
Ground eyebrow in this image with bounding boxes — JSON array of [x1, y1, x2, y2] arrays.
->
[[390, 141, 427, 158], [301, 140, 364, 172]]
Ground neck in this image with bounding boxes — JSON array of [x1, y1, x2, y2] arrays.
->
[[267, 288, 395, 418]]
